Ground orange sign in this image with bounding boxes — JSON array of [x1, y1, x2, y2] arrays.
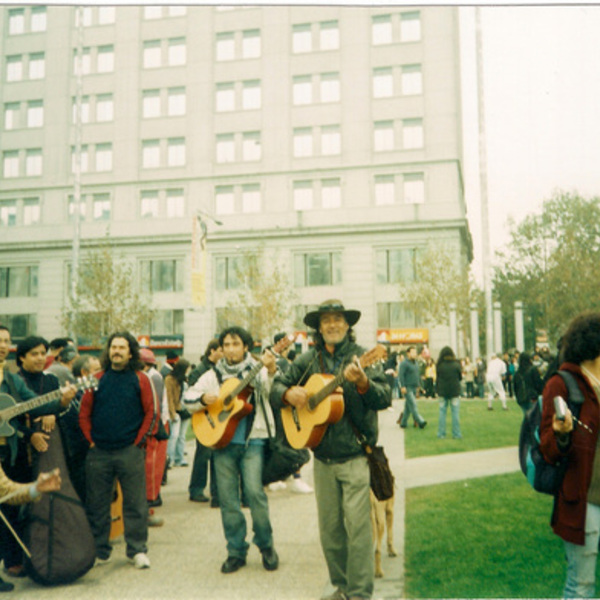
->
[[377, 328, 429, 344]]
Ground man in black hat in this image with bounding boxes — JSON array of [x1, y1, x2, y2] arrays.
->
[[271, 300, 391, 600]]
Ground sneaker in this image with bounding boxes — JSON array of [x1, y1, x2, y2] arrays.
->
[[147, 513, 164, 527], [268, 481, 287, 491], [94, 556, 112, 567], [130, 553, 151, 569], [189, 493, 210, 503], [291, 478, 313, 494], [321, 589, 347, 600]]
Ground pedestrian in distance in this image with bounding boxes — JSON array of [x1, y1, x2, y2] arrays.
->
[[435, 346, 462, 440]]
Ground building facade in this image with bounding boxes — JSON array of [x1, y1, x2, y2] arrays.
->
[[0, 5, 472, 359]]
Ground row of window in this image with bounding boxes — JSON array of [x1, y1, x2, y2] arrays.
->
[[5, 6, 47, 35], [5, 53, 45, 82]]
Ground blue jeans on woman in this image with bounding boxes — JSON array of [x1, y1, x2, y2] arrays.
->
[[563, 502, 600, 598], [437, 396, 461, 439], [213, 441, 273, 559]]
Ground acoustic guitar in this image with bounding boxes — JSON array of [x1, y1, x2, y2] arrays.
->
[[192, 335, 293, 449], [281, 345, 387, 449], [0, 376, 98, 437]]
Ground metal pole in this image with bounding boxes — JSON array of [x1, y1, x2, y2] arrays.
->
[[514, 301, 525, 352], [475, 7, 494, 359], [70, 6, 84, 343]]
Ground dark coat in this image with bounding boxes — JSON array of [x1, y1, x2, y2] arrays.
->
[[540, 363, 600, 545], [435, 359, 462, 398]]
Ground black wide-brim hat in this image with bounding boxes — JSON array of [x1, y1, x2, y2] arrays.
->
[[303, 299, 361, 330]]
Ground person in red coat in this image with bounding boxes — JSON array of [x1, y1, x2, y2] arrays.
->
[[540, 312, 600, 599]]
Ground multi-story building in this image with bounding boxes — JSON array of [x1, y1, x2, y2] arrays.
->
[[0, 5, 472, 359]]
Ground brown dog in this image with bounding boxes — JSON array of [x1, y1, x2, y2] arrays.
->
[[370, 489, 397, 577]]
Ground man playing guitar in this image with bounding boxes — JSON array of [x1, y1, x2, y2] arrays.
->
[[183, 326, 279, 576], [270, 300, 391, 600]]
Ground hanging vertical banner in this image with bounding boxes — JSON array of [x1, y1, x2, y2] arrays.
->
[[191, 215, 206, 307]]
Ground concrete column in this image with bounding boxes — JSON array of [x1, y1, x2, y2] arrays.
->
[[514, 301, 524, 352], [449, 303, 458, 352], [470, 303, 480, 359], [493, 301, 502, 355]]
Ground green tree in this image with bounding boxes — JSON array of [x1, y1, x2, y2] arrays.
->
[[493, 191, 600, 347], [63, 241, 153, 345], [222, 245, 298, 344]]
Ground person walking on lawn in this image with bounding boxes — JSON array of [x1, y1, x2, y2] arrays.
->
[[398, 346, 427, 429]]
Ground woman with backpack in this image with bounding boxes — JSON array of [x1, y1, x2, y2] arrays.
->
[[540, 312, 600, 598], [514, 352, 544, 414], [165, 359, 191, 468], [435, 346, 462, 439]]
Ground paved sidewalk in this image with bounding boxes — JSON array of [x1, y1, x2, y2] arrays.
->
[[10, 399, 520, 600]]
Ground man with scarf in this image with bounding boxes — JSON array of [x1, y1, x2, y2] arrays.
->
[[270, 300, 391, 600], [183, 326, 279, 575]]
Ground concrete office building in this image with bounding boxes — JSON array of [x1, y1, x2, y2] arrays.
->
[[0, 5, 472, 359]]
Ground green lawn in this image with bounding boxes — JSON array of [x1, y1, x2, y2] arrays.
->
[[405, 472, 598, 598], [403, 398, 524, 459]]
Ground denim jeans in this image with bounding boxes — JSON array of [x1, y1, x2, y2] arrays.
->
[[563, 502, 600, 598], [437, 396, 461, 439], [189, 438, 218, 500], [213, 442, 273, 559], [168, 414, 190, 465], [400, 387, 425, 426]]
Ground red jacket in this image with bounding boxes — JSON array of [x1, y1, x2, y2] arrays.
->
[[79, 369, 158, 449], [540, 363, 600, 545]]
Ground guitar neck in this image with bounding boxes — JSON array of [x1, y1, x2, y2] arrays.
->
[[224, 361, 264, 404], [310, 371, 345, 409], [3, 388, 62, 421]]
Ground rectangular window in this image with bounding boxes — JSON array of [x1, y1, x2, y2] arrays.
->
[[293, 75, 312, 106], [375, 174, 395, 206], [321, 179, 341, 209], [321, 125, 341, 156], [0, 314, 37, 338], [215, 256, 244, 291], [216, 133, 235, 164], [23, 198, 41, 225], [242, 29, 261, 59], [242, 80, 261, 110], [167, 87, 186, 116], [73, 48, 91, 75], [68, 195, 87, 220], [319, 20, 339, 51], [402, 64, 423, 95], [6, 55, 23, 82], [404, 173, 425, 204], [3, 151, 19, 178], [0, 202, 17, 227], [141, 260, 183, 293], [400, 11, 421, 43], [166, 189, 185, 218], [98, 6, 116, 24], [0, 266, 38, 297], [76, 6, 92, 27], [71, 145, 89, 173], [8, 8, 25, 35], [93, 194, 111, 221], [293, 180, 313, 210], [142, 89, 161, 118], [372, 14, 392, 45], [143, 6, 162, 19], [293, 128, 313, 158], [373, 67, 394, 98], [72, 96, 90, 123], [376, 248, 417, 284], [241, 184, 260, 213], [143, 40, 161, 69], [374, 120, 394, 152], [26, 100, 44, 128], [95, 143, 113, 172], [320, 72, 340, 103], [25, 149, 42, 176], [151, 309, 184, 336], [292, 23, 312, 53], [216, 32, 235, 61], [30, 6, 47, 32], [215, 186, 235, 215], [141, 191, 159, 218], [4, 103, 19, 130], [295, 252, 342, 287], [167, 138, 186, 167], [168, 37, 186, 66], [216, 82, 235, 112], [96, 94, 114, 122], [97, 45, 115, 73], [403, 118, 424, 149], [142, 140, 160, 168], [242, 131, 261, 162], [29, 52, 45, 79]]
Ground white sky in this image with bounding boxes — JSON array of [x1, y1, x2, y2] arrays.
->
[[459, 5, 600, 279]]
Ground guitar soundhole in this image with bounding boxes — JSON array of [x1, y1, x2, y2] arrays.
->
[[217, 408, 233, 423]]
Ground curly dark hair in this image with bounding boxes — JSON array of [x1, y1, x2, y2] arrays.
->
[[218, 326, 253, 350], [436, 346, 456, 369], [101, 331, 143, 371], [561, 312, 600, 365], [167, 358, 190, 385]]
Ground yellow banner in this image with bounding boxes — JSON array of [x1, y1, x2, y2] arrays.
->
[[376, 328, 429, 344]]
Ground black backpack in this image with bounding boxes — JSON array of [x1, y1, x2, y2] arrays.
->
[[518, 370, 584, 495]]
